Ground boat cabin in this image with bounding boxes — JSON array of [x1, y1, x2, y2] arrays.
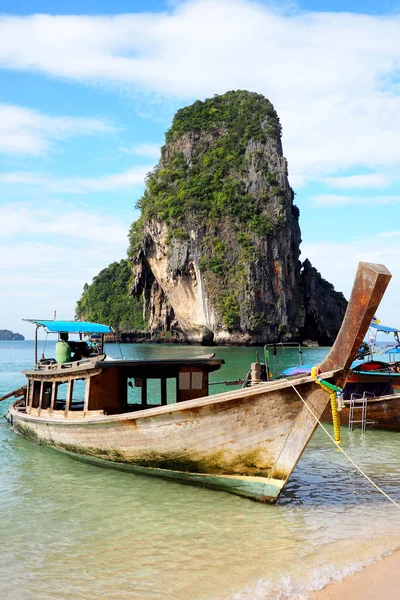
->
[[18, 320, 224, 418]]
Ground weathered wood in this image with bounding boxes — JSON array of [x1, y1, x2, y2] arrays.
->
[[319, 262, 391, 385], [27, 380, 34, 413], [37, 381, 44, 416], [0, 386, 26, 402], [65, 380, 73, 418], [50, 382, 57, 414], [83, 378, 90, 416]]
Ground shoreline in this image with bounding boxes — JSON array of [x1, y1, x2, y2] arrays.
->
[[310, 548, 400, 599]]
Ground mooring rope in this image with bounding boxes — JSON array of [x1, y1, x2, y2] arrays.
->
[[283, 377, 400, 510]]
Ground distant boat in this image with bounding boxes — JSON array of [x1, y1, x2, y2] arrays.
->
[[344, 321, 400, 397], [2, 262, 390, 502], [279, 323, 400, 431]]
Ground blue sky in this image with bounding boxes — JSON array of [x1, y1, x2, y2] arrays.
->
[[1, 0, 400, 337]]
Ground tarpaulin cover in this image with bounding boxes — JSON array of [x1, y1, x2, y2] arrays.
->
[[280, 364, 313, 377], [24, 319, 112, 333]]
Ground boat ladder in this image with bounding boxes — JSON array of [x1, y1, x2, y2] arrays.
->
[[348, 392, 375, 433]]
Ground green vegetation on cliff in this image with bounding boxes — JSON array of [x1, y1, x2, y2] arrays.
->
[[129, 91, 287, 258], [0, 329, 24, 341], [166, 90, 281, 141], [76, 260, 146, 333]]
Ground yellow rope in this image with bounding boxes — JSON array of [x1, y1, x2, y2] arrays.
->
[[311, 366, 341, 450], [284, 377, 400, 510]]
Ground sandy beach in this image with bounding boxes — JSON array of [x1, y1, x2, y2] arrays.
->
[[311, 549, 400, 599]]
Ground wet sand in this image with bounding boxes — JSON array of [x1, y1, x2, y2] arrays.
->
[[311, 549, 400, 599]]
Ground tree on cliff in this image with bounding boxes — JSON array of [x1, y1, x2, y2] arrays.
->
[[76, 260, 146, 333]]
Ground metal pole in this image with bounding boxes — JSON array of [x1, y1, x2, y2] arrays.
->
[[34, 325, 38, 365]]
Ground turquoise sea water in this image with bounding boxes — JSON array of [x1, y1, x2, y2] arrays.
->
[[1, 341, 400, 599]]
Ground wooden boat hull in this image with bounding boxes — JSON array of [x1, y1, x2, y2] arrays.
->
[[322, 394, 400, 431], [8, 375, 332, 503]]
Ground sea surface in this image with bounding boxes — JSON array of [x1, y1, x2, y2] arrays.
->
[[1, 341, 400, 599]]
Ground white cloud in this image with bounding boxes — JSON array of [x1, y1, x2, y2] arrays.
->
[[0, 201, 130, 242], [324, 173, 391, 189], [0, 202, 132, 337], [1, 2, 400, 185], [0, 165, 151, 194], [0, 103, 115, 155], [310, 194, 400, 207], [122, 143, 161, 159]]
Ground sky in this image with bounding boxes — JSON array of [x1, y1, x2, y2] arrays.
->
[[1, 0, 400, 338]]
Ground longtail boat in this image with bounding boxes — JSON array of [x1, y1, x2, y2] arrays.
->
[[2, 262, 391, 502]]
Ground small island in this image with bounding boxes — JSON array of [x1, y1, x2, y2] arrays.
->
[[0, 329, 25, 341]]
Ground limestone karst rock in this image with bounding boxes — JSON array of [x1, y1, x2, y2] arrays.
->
[[130, 91, 347, 344]]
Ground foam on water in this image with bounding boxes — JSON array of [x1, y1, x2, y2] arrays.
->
[[228, 541, 400, 599]]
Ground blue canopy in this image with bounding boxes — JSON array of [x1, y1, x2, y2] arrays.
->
[[370, 322, 400, 333], [384, 347, 400, 355], [24, 319, 112, 334]]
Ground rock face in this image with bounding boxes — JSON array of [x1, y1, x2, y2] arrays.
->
[[130, 91, 347, 345]]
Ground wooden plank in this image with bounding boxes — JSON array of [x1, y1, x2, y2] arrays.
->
[[65, 380, 73, 418], [83, 378, 90, 417], [27, 380, 34, 414], [50, 382, 57, 414], [37, 381, 44, 416]]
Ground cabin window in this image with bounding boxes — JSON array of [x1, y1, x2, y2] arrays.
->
[[31, 381, 42, 408], [127, 377, 177, 408], [53, 379, 86, 411], [41, 382, 52, 409]]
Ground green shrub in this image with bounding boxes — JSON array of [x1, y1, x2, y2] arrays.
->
[[76, 259, 146, 333]]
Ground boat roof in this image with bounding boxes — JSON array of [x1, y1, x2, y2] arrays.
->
[[23, 354, 225, 377], [23, 319, 112, 334], [97, 356, 224, 370], [384, 347, 400, 354], [370, 322, 400, 333]]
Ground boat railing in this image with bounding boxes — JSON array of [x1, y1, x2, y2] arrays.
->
[[33, 355, 105, 372], [264, 342, 303, 381]]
